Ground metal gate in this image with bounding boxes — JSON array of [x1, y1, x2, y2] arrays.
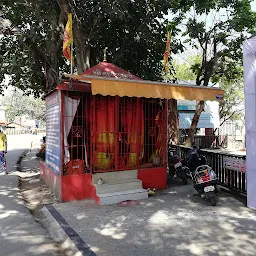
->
[[63, 91, 167, 174]]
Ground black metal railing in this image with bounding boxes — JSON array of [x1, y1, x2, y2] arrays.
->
[[179, 135, 228, 148], [177, 146, 247, 196]]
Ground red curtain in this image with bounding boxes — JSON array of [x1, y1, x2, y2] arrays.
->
[[155, 110, 164, 158], [93, 96, 116, 169], [91, 96, 145, 170], [121, 100, 144, 168]]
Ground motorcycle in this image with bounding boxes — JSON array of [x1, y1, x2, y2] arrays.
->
[[168, 151, 189, 185], [187, 147, 219, 206], [189, 165, 219, 206]]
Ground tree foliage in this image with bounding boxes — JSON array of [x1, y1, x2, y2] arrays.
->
[[173, 56, 245, 127], [218, 65, 244, 126], [170, 55, 201, 81], [1, 0, 187, 94], [0, 87, 46, 124], [175, 0, 256, 145], [1, 0, 255, 145]]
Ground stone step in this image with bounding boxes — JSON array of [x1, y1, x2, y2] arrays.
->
[[95, 179, 142, 194], [92, 170, 138, 184], [98, 189, 148, 205]]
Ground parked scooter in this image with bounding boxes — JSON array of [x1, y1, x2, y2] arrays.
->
[[168, 149, 189, 185], [190, 165, 219, 205], [187, 147, 220, 206]]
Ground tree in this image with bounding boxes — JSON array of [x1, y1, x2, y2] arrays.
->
[[0, 87, 46, 125], [170, 55, 201, 81], [1, 0, 185, 94], [173, 56, 245, 131], [174, 0, 256, 146], [218, 67, 244, 127]]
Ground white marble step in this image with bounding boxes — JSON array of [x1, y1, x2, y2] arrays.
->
[[98, 188, 148, 205], [95, 179, 142, 194], [92, 170, 138, 184]]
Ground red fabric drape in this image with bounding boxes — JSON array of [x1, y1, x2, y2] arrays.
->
[[121, 100, 144, 168], [93, 96, 116, 169], [155, 110, 164, 158]]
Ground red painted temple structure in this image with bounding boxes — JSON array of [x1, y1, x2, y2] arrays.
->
[[40, 61, 224, 204]]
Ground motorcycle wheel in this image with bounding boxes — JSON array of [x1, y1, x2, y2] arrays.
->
[[168, 167, 175, 178], [180, 171, 188, 185], [209, 195, 217, 206], [215, 184, 221, 193]]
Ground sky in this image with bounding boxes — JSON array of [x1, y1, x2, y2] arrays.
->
[[168, 0, 256, 63], [251, 1, 256, 12]]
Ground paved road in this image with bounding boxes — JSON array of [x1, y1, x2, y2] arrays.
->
[[6, 134, 42, 173], [0, 133, 59, 256]]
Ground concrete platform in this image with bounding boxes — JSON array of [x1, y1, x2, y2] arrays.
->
[[97, 188, 148, 205], [41, 178, 256, 256], [95, 179, 142, 194], [93, 170, 148, 205]]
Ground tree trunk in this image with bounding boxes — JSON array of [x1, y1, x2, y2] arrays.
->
[[185, 100, 205, 147], [57, 0, 90, 74], [45, 11, 60, 91], [168, 99, 179, 145], [73, 33, 90, 73]]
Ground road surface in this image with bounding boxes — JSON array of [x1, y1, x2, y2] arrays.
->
[[0, 133, 60, 256], [6, 134, 43, 173]]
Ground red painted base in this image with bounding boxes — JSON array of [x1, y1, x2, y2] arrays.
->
[[40, 161, 62, 200], [138, 167, 167, 189], [91, 185, 100, 204], [40, 161, 93, 202], [40, 161, 167, 202], [62, 174, 93, 201]]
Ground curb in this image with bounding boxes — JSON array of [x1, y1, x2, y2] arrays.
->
[[17, 148, 84, 255], [37, 206, 83, 256]]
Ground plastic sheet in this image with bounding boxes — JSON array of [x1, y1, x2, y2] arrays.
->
[[243, 36, 256, 210]]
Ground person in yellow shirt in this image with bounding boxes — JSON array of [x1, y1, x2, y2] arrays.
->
[[0, 129, 7, 174]]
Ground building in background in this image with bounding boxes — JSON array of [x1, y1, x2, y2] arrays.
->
[[178, 100, 220, 131], [218, 120, 245, 150], [177, 100, 221, 147], [14, 116, 39, 129], [0, 106, 7, 130]]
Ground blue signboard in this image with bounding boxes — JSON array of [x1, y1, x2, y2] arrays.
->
[[45, 91, 61, 175]]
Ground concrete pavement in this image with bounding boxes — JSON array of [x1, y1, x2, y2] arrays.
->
[[0, 175, 60, 256], [0, 134, 60, 256], [49, 183, 256, 256], [15, 137, 256, 256], [32, 176, 255, 253]]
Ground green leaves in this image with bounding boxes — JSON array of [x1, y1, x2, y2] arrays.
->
[[0, 87, 46, 123], [1, 0, 255, 96], [1, 0, 182, 92], [179, 0, 256, 88]]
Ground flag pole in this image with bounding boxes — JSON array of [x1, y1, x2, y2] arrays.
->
[[70, 41, 73, 75]]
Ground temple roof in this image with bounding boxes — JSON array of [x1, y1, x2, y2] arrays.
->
[[81, 62, 141, 80]]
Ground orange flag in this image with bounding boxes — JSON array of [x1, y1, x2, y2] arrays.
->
[[163, 31, 171, 73], [63, 13, 73, 61]]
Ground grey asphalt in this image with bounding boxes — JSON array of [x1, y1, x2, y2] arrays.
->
[[6, 134, 42, 173], [0, 134, 59, 256], [50, 179, 256, 256]]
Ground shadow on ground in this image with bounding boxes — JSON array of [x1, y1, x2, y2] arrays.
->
[[0, 174, 60, 255], [52, 174, 256, 256]]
